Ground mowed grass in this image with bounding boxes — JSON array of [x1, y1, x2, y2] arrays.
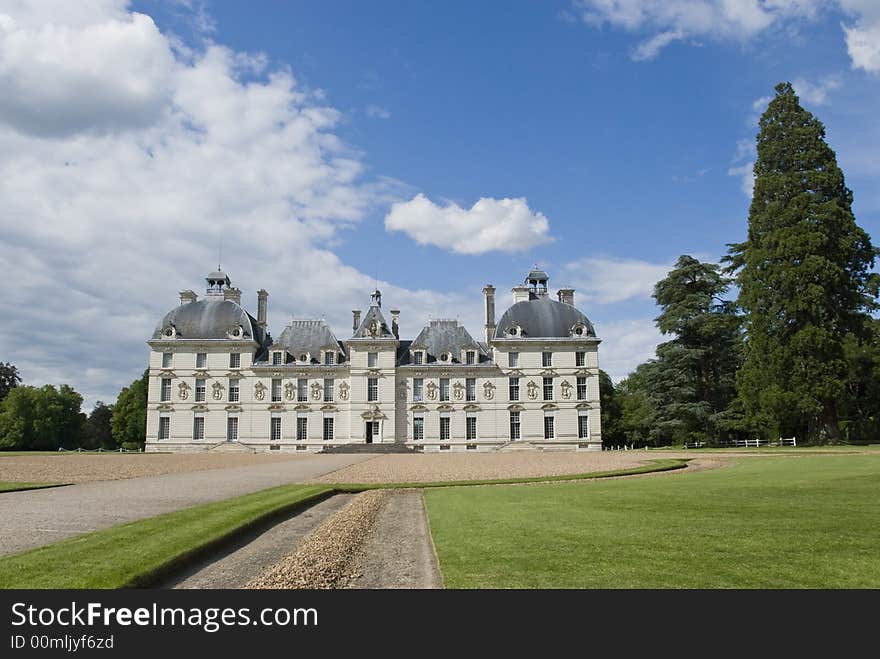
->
[[425, 455, 880, 588], [0, 484, 330, 588], [0, 481, 66, 493]]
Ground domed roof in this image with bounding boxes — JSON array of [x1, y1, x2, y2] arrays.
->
[[152, 299, 262, 342], [495, 298, 596, 339]]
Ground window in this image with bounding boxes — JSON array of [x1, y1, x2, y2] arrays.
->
[[160, 378, 171, 402], [466, 416, 477, 440], [439, 378, 450, 402], [576, 351, 586, 367], [466, 351, 475, 365], [229, 353, 241, 369], [192, 416, 204, 440], [577, 376, 587, 401], [413, 351, 423, 365], [323, 417, 334, 441], [271, 417, 282, 441], [227, 417, 238, 441], [272, 352, 283, 365], [542, 352, 552, 367], [466, 378, 476, 401], [413, 416, 424, 441], [510, 411, 520, 440], [323, 379, 334, 402], [228, 378, 240, 402], [509, 377, 520, 401], [324, 351, 335, 366], [368, 352, 378, 368], [162, 353, 172, 368], [544, 416, 555, 440], [297, 378, 307, 402], [158, 416, 170, 440], [271, 378, 282, 402], [195, 378, 206, 402], [543, 377, 553, 401], [579, 415, 590, 439], [367, 377, 378, 402], [508, 352, 519, 367], [196, 352, 207, 368], [413, 378, 423, 402], [297, 417, 307, 441], [439, 417, 450, 441]]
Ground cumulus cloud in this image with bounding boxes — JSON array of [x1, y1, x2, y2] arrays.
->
[[840, 0, 880, 73], [561, 257, 673, 305], [728, 138, 757, 198], [384, 193, 553, 255], [792, 75, 842, 105], [592, 318, 664, 381], [0, 1, 477, 408]]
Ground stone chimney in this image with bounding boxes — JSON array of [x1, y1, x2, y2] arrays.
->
[[557, 288, 575, 306], [482, 284, 496, 343], [352, 310, 361, 332], [223, 287, 242, 305], [390, 310, 400, 339], [512, 285, 530, 304], [179, 290, 197, 306], [257, 289, 268, 329]]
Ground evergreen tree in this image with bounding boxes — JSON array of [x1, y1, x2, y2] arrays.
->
[[110, 370, 149, 450], [82, 401, 116, 450], [726, 82, 879, 443], [0, 362, 21, 402], [598, 370, 624, 447]]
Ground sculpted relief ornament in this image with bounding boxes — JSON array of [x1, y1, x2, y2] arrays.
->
[[339, 382, 350, 401], [211, 381, 224, 400], [483, 381, 495, 400], [526, 380, 539, 400], [254, 381, 267, 401], [284, 381, 295, 401], [311, 382, 322, 401], [560, 380, 572, 400], [425, 381, 438, 401], [177, 382, 190, 401], [452, 382, 464, 401]]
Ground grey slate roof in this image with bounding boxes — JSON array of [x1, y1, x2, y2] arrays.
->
[[270, 320, 346, 364], [400, 320, 488, 365], [152, 298, 265, 343], [495, 298, 596, 339], [353, 305, 395, 339]]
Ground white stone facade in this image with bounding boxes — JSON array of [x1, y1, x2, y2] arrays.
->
[[145, 269, 602, 452]]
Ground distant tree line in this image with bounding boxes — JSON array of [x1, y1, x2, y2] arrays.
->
[[0, 364, 148, 451], [600, 83, 879, 447]]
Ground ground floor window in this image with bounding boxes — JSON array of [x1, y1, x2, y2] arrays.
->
[[578, 414, 589, 439], [413, 415, 424, 441], [544, 415, 555, 440], [439, 416, 450, 441], [510, 411, 520, 440], [227, 417, 238, 442], [297, 417, 307, 441], [158, 415, 170, 440], [271, 417, 282, 441], [323, 417, 334, 441], [466, 416, 477, 440], [192, 416, 204, 440]]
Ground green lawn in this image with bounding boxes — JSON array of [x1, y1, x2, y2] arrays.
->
[[0, 481, 66, 493], [425, 454, 880, 588], [0, 484, 330, 588]]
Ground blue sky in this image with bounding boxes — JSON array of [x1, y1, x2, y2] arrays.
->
[[0, 1, 878, 407]]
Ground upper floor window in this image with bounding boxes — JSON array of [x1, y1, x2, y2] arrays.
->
[[324, 378, 334, 402], [508, 352, 519, 368], [228, 378, 240, 403], [543, 377, 553, 401], [229, 353, 241, 369], [413, 351, 423, 365], [324, 351, 335, 366], [509, 377, 520, 401], [367, 377, 379, 402], [439, 378, 450, 402], [576, 351, 586, 367], [413, 378, 424, 402], [196, 352, 207, 368], [577, 376, 587, 401], [465, 351, 476, 365], [160, 378, 171, 402], [161, 353, 172, 368], [272, 351, 283, 365], [368, 352, 378, 368], [271, 378, 282, 403], [195, 378, 206, 402], [297, 378, 308, 402], [466, 378, 476, 402], [542, 352, 552, 367]]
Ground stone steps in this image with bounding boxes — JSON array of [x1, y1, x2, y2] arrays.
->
[[208, 441, 257, 453], [320, 443, 421, 455]]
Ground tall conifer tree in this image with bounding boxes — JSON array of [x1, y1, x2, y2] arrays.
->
[[726, 82, 878, 443]]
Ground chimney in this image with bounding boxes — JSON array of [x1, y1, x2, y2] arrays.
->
[[557, 288, 575, 306], [179, 290, 197, 306], [482, 284, 496, 343], [390, 310, 400, 339], [257, 289, 268, 329], [512, 285, 530, 304], [223, 287, 242, 305], [352, 310, 361, 332]]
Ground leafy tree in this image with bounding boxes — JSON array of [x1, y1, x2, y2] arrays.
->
[[616, 363, 659, 446], [726, 82, 879, 443], [839, 317, 880, 443], [82, 401, 116, 450], [0, 384, 83, 450], [111, 370, 149, 450], [0, 362, 21, 402], [598, 369, 625, 447]]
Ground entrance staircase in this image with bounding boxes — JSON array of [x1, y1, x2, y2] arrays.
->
[[320, 443, 421, 455], [208, 441, 257, 453]]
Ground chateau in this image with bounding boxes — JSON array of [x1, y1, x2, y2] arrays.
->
[[145, 268, 602, 452]]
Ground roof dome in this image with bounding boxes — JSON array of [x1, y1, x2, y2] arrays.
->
[[495, 297, 596, 339], [152, 299, 262, 341]]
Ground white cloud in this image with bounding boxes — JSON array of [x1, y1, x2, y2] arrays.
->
[[592, 318, 663, 381], [561, 257, 673, 305], [728, 137, 756, 198], [841, 13, 880, 73], [384, 193, 553, 255], [631, 29, 683, 61], [792, 75, 842, 105], [365, 104, 391, 119]]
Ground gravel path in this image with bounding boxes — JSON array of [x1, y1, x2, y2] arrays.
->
[[0, 454, 372, 557], [247, 490, 389, 589], [348, 490, 442, 589], [164, 494, 355, 589]]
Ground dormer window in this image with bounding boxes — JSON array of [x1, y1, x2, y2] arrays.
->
[[324, 352, 335, 366], [272, 351, 284, 366], [162, 325, 176, 339], [229, 325, 243, 339], [465, 351, 476, 365], [507, 325, 522, 337], [571, 323, 588, 337], [298, 353, 309, 364], [413, 351, 424, 365], [439, 352, 451, 363]]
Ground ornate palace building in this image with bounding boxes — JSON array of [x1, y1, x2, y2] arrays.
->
[[145, 268, 602, 452]]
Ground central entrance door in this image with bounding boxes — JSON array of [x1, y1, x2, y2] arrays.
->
[[365, 421, 376, 444]]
